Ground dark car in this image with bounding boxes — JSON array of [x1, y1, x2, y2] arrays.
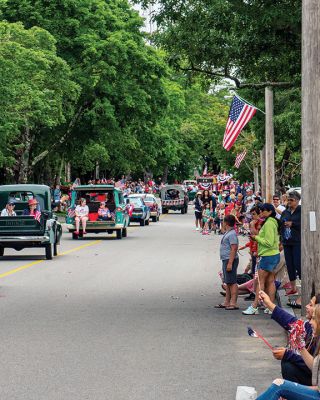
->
[[0, 184, 62, 259], [128, 196, 151, 226]]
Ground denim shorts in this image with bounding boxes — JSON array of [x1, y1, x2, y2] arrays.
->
[[258, 254, 280, 272]]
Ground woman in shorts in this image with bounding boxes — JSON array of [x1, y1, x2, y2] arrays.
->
[[243, 203, 280, 315]]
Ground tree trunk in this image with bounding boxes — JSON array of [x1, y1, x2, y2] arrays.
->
[[301, 0, 320, 312], [162, 166, 168, 183], [17, 126, 33, 183]]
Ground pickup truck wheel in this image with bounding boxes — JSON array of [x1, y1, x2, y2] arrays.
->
[[140, 219, 145, 226], [122, 228, 127, 237], [185, 206, 188, 214], [145, 219, 150, 226], [53, 242, 58, 256], [181, 208, 185, 214], [116, 229, 123, 239], [45, 244, 53, 260], [152, 216, 157, 222], [0, 247, 4, 257]]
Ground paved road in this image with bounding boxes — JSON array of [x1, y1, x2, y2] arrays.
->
[[0, 213, 285, 400]]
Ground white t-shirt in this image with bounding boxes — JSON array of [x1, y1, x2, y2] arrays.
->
[[275, 204, 286, 220], [75, 205, 89, 217], [1, 208, 16, 216]]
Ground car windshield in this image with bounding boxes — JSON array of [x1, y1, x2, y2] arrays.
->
[[130, 198, 143, 206]]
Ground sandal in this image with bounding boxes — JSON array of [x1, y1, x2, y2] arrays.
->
[[220, 291, 226, 297], [214, 304, 226, 308], [225, 306, 239, 310], [287, 300, 301, 309]]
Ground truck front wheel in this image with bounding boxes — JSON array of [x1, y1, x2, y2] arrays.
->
[[116, 229, 123, 239], [45, 244, 53, 260]]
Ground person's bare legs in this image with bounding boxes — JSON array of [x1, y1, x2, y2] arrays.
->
[[82, 217, 88, 233], [289, 280, 297, 292], [229, 283, 238, 307], [75, 217, 80, 233], [224, 285, 231, 307], [252, 270, 268, 308], [265, 272, 276, 302]]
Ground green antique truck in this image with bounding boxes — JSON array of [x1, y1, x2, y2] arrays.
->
[[0, 185, 62, 259], [66, 185, 130, 239]]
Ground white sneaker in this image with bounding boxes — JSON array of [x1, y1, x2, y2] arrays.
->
[[242, 305, 259, 315], [196, 228, 199, 231], [264, 308, 272, 315]]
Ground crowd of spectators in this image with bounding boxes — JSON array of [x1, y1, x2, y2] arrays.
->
[[211, 186, 309, 399]]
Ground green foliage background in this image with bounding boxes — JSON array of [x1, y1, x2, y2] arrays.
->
[[0, 0, 301, 186]]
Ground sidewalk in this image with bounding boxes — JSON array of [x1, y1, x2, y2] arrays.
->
[[209, 233, 295, 399]]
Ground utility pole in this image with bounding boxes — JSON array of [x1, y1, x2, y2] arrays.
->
[[253, 166, 259, 194], [260, 147, 266, 200], [265, 87, 275, 202], [301, 0, 320, 308]]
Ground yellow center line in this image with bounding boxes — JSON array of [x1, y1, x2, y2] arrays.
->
[[57, 240, 101, 256], [0, 240, 101, 279]]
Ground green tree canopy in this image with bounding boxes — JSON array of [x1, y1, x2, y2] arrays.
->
[[0, 20, 79, 182]]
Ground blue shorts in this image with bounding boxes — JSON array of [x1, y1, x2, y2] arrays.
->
[[258, 254, 280, 272]]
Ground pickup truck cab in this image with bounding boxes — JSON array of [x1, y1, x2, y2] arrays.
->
[[0, 184, 62, 259], [66, 185, 129, 239]]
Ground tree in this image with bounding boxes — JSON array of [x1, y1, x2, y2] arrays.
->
[[0, 0, 169, 180], [0, 21, 79, 182], [136, 0, 302, 186]]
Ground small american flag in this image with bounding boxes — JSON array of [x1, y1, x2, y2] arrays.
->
[[34, 210, 41, 223], [223, 95, 256, 151], [68, 208, 76, 218], [234, 149, 247, 168]]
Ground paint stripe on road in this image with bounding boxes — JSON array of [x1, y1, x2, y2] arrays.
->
[[0, 240, 101, 279]]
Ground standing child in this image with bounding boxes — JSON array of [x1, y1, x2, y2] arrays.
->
[[202, 204, 211, 235], [215, 215, 239, 310]]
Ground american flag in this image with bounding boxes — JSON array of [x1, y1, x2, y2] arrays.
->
[[223, 95, 256, 151], [34, 210, 41, 223], [68, 208, 76, 218], [234, 149, 247, 168]]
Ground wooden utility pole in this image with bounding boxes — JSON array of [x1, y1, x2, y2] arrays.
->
[[265, 87, 275, 202], [253, 166, 259, 194], [301, 0, 320, 308], [260, 147, 266, 200]]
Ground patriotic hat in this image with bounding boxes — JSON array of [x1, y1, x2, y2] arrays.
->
[[28, 198, 38, 205]]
